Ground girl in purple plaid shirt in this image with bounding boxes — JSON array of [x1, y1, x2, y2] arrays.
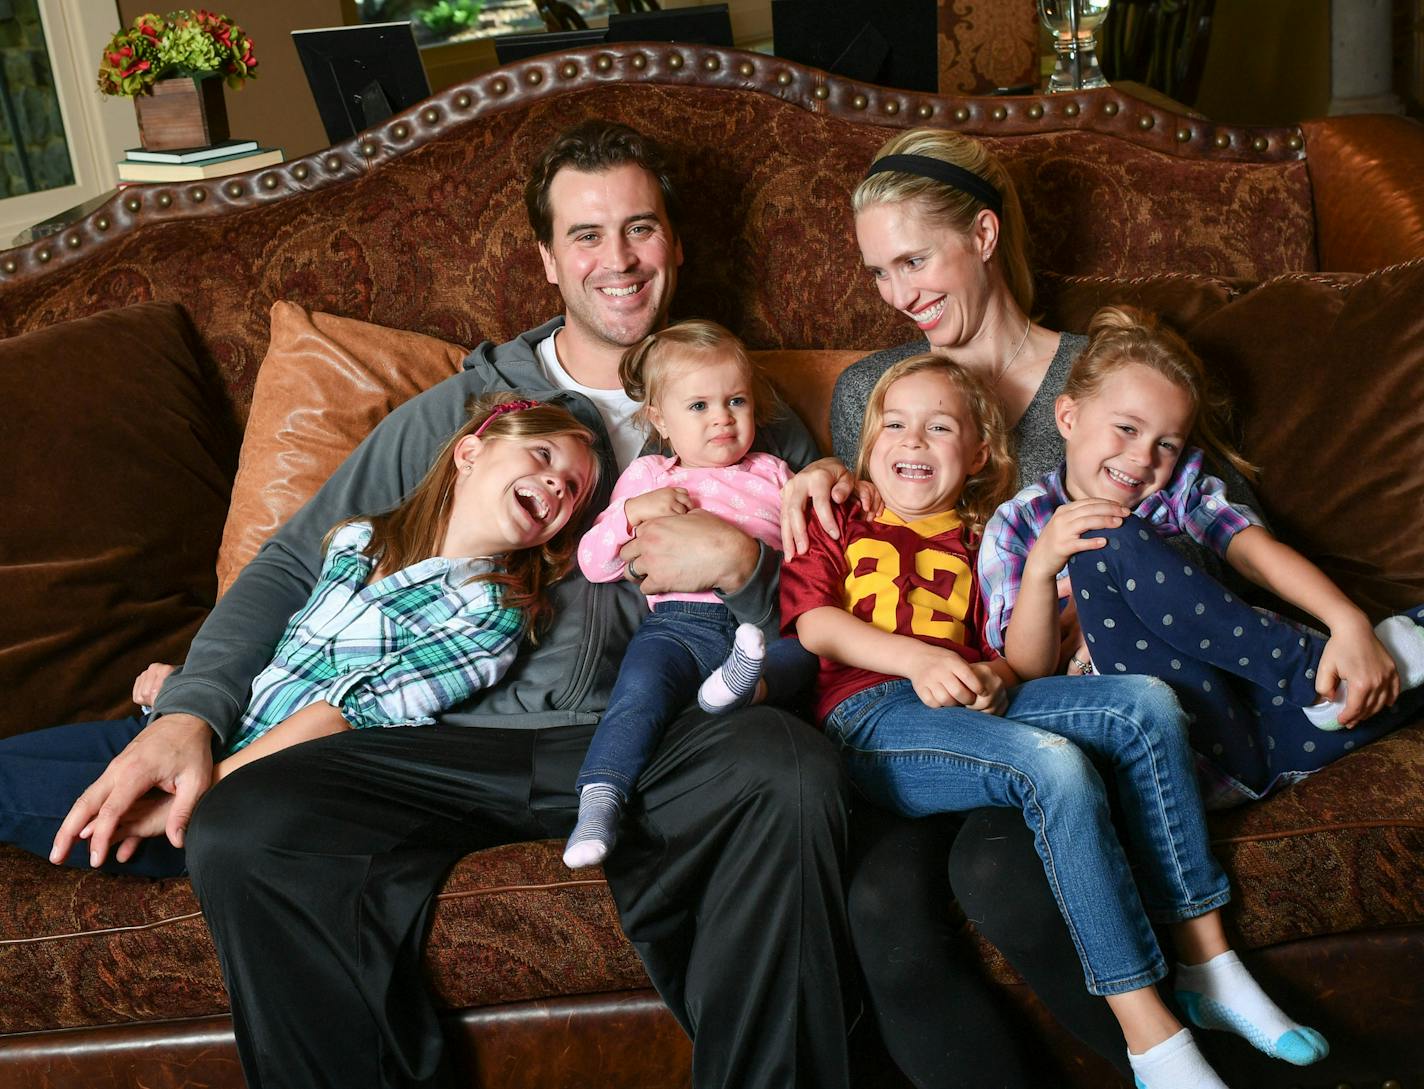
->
[[980, 305, 1424, 808], [0, 394, 598, 878]]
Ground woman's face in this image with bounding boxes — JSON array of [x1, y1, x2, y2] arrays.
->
[[855, 199, 995, 351]]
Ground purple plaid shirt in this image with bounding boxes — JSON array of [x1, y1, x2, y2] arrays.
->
[[978, 448, 1262, 652]]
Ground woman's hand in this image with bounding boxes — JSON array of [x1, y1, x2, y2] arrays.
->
[[1023, 499, 1128, 582], [132, 662, 176, 709], [625, 487, 691, 528], [1318, 616, 1400, 725], [781, 457, 856, 557]]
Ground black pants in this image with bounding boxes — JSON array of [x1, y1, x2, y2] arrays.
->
[[848, 805, 1133, 1088], [186, 707, 855, 1089]]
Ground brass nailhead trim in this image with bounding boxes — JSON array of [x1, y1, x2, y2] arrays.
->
[[1177, 127, 1192, 142], [1104, 100, 1119, 115], [1287, 133, 1303, 150], [261, 174, 279, 190], [884, 100, 899, 115], [392, 123, 410, 138], [776, 70, 792, 85], [560, 62, 577, 78], [1252, 136, 1268, 151], [491, 77, 509, 93], [225, 181, 243, 197], [1027, 103, 1043, 119], [96, 215, 110, 229], [1138, 114, 1154, 129], [991, 105, 1007, 120], [455, 92, 472, 107], [36, 248, 51, 262], [595, 56, 612, 72], [125, 196, 141, 211], [701, 55, 718, 71], [916, 103, 933, 118], [852, 93, 867, 109], [325, 155, 342, 171], [1064, 101, 1079, 117], [813, 84, 829, 99], [1214, 132, 1230, 148], [421, 107, 439, 122], [1, 259, 16, 273], [157, 192, 173, 208], [525, 69, 543, 84], [631, 53, 647, 69], [668, 53, 684, 69], [738, 61, 753, 77], [953, 106, 970, 122], [293, 163, 310, 180], [361, 142, 377, 157], [66, 233, 81, 248], [190, 187, 206, 201]]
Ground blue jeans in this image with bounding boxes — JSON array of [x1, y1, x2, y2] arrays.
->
[[1068, 517, 1424, 800], [824, 674, 1229, 996], [0, 716, 188, 877], [576, 601, 818, 794]]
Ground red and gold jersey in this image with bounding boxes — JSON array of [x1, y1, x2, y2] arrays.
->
[[781, 502, 994, 723]]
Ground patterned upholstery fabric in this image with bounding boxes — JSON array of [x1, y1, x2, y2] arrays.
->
[[938, 0, 1040, 94]]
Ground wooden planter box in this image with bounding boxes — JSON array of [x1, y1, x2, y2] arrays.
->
[[134, 77, 230, 151]]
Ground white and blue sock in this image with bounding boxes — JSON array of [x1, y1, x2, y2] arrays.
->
[[1174, 951, 1328, 1066], [1303, 614, 1424, 731], [1127, 1028, 1228, 1089], [697, 623, 766, 714], [562, 782, 625, 870]]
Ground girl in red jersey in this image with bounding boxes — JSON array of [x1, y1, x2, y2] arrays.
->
[[781, 355, 1323, 1089]]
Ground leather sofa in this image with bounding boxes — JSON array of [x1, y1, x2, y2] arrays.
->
[[1, 44, 1422, 1089]]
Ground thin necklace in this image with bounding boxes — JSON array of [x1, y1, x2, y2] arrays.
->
[[992, 316, 1033, 388]]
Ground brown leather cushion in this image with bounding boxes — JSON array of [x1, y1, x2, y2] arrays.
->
[[0, 302, 236, 739], [756, 348, 869, 458], [215, 302, 467, 595]]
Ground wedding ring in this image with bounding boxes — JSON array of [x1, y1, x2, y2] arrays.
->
[[627, 559, 643, 581], [1070, 656, 1094, 675]]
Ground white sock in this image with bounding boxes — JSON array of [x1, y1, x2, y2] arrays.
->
[[1375, 614, 1424, 689], [697, 623, 766, 714], [1174, 951, 1328, 1066], [562, 782, 624, 870], [1301, 681, 1348, 732], [1127, 1028, 1228, 1089]]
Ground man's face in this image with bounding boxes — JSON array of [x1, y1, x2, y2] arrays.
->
[[538, 163, 683, 351]]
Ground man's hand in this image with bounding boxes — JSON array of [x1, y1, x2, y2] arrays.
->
[[620, 509, 760, 596], [132, 662, 176, 709], [51, 712, 214, 867], [781, 457, 856, 557], [624, 487, 691, 529]]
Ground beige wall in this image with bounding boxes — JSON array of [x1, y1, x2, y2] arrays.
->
[[117, 0, 341, 159]]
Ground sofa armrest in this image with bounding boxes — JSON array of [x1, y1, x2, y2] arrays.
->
[[1303, 114, 1424, 271]]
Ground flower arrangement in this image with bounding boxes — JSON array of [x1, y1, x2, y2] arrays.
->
[[97, 10, 258, 97]]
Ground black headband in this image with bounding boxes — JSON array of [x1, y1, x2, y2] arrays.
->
[[865, 154, 1003, 218]]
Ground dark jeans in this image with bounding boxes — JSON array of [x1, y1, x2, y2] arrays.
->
[[185, 707, 855, 1089], [576, 600, 818, 794], [1069, 517, 1424, 798], [0, 715, 187, 878]]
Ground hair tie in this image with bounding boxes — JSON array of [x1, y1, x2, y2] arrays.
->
[[473, 398, 542, 437], [866, 154, 1003, 218]]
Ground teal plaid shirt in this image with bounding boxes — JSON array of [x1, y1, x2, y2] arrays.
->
[[226, 522, 525, 754]]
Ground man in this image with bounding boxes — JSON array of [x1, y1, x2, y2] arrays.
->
[[52, 122, 855, 1089]]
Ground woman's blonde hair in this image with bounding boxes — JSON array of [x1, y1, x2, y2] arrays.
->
[[619, 318, 777, 436], [337, 391, 599, 638], [852, 128, 1034, 315], [855, 354, 1017, 540], [1064, 306, 1256, 481]]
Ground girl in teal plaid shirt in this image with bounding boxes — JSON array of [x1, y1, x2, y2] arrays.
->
[[0, 393, 598, 877]]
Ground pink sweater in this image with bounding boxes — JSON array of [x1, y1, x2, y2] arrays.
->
[[577, 452, 792, 606]]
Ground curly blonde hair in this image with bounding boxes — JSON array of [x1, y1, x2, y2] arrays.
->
[[855, 354, 1018, 540]]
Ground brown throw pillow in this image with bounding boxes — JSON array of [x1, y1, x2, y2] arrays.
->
[[216, 302, 468, 594], [0, 302, 237, 739]]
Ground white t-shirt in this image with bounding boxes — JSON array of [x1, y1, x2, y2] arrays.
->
[[537, 331, 645, 472]]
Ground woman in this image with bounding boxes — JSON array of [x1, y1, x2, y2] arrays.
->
[[782, 128, 1233, 1085]]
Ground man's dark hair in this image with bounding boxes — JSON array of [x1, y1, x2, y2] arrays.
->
[[524, 121, 681, 247]]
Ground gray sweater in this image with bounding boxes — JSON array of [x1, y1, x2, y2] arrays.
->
[[830, 333, 1087, 486], [155, 317, 821, 743]]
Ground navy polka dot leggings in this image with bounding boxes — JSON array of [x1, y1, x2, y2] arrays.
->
[[1067, 516, 1424, 800]]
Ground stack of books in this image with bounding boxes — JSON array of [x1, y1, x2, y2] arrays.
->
[[116, 139, 284, 184]]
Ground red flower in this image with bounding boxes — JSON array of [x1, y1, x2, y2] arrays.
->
[[108, 51, 123, 64]]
